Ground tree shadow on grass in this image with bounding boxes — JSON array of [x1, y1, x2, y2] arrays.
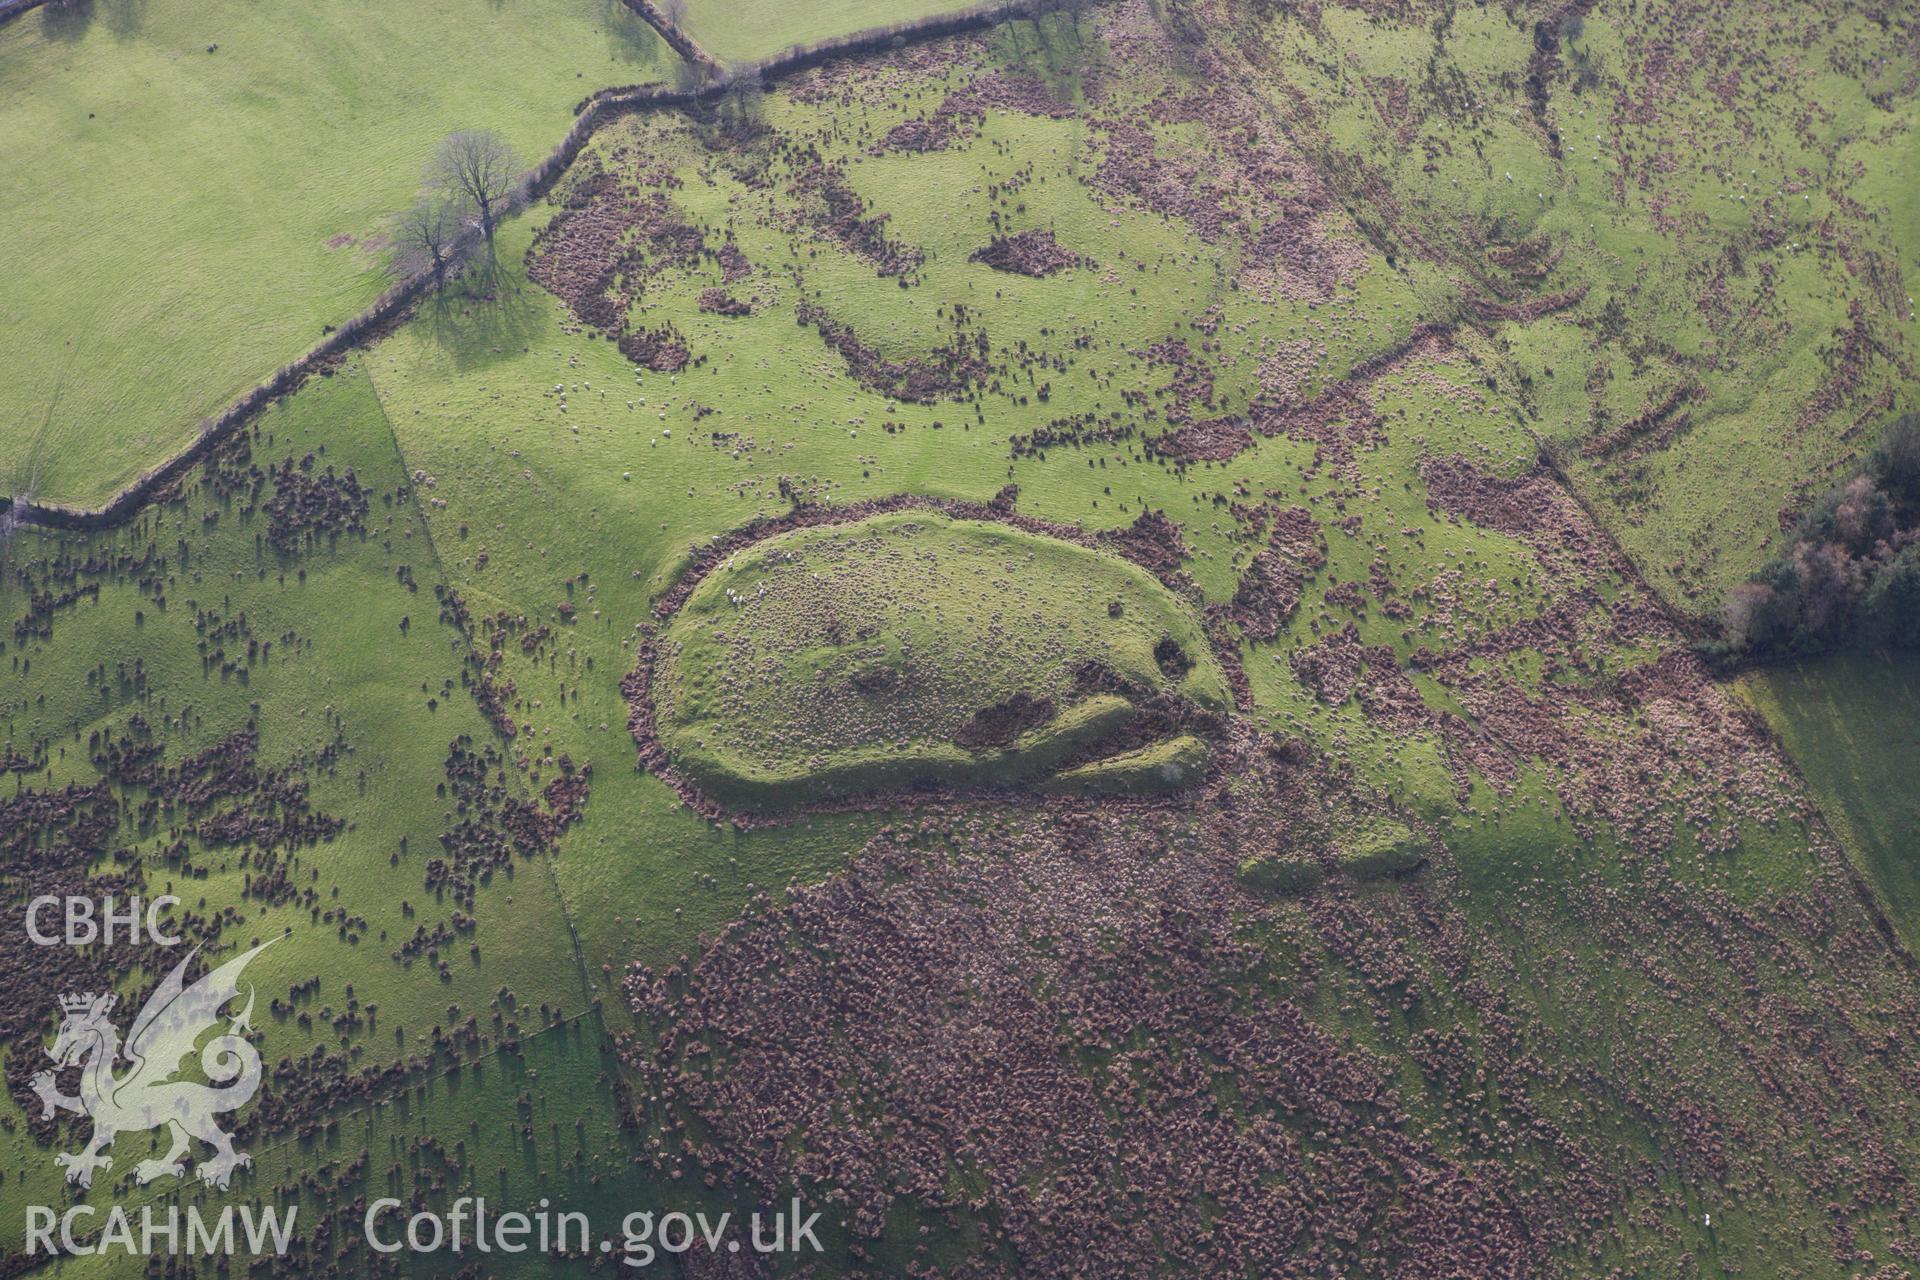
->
[[104, 0, 146, 38], [41, 0, 151, 43], [422, 252, 544, 373], [39, 0, 95, 42], [602, 0, 662, 66]]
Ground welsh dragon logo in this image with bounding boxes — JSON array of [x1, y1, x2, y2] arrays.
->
[[30, 940, 275, 1192]]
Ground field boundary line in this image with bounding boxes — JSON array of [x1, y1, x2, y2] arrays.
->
[[8, 1006, 624, 1270], [359, 353, 605, 1016], [7, 0, 1063, 534], [618, 0, 721, 72], [1530, 436, 1711, 641], [0, 0, 48, 28], [1726, 672, 1920, 975]]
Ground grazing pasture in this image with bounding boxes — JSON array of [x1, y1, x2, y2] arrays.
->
[[5, 0, 1920, 1274], [0, 366, 590, 1256], [1744, 652, 1920, 953], [678, 0, 982, 64], [0, 0, 678, 509]]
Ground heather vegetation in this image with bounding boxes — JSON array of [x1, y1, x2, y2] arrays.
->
[[4, 0, 1919, 1274]]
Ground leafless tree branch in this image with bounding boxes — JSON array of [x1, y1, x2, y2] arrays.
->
[[429, 129, 521, 242]]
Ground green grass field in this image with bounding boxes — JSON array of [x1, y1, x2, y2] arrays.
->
[[7, 0, 1920, 1274], [0, 0, 679, 510], [1281, 2, 1920, 608], [679, 0, 979, 64], [0, 364, 591, 1262], [1743, 653, 1920, 953]]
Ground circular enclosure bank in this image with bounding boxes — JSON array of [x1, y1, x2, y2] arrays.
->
[[631, 506, 1232, 816]]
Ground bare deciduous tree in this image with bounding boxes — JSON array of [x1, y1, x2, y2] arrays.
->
[[714, 70, 765, 137], [391, 196, 467, 285], [673, 56, 711, 94], [429, 130, 521, 243]]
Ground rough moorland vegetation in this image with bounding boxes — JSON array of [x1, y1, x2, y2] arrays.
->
[[4, 0, 1919, 1274]]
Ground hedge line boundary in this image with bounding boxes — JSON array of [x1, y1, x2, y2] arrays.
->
[[9, 0, 1059, 533]]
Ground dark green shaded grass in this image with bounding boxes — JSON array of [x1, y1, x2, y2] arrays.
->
[[1744, 652, 1920, 953]]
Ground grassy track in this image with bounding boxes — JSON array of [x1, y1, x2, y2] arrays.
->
[[0, 0, 678, 509]]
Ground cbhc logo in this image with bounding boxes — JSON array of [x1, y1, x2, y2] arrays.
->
[[26, 896, 182, 947]]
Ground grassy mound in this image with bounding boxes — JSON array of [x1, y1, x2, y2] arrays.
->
[[1046, 733, 1210, 796], [1236, 854, 1326, 897], [652, 511, 1229, 810], [1337, 819, 1427, 881]]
